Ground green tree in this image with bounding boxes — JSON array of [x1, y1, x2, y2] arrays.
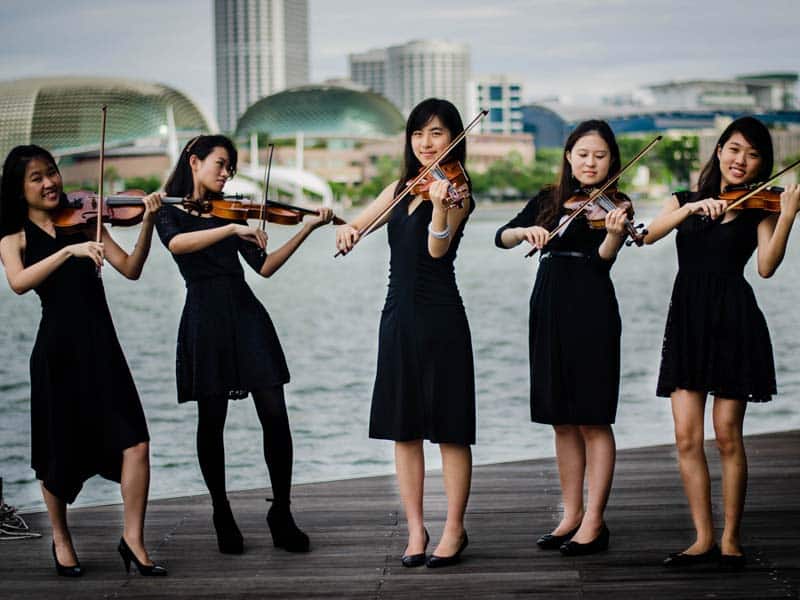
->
[[123, 175, 162, 193]]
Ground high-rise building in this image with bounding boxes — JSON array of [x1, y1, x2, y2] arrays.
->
[[350, 40, 470, 117], [214, 0, 309, 133], [349, 49, 387, 98], [469, 76, 524, 134]]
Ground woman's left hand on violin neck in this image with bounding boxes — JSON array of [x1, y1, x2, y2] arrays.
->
[[141, 192, 164, 224], [779, 184, 800, 221], [303, 207, 334, 231]]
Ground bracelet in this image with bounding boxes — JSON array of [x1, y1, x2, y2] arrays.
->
[[427, 222, 450, 239]]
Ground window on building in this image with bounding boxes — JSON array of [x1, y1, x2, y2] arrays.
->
[[489, 86, 503, 101], [490, 107, 504, 122]]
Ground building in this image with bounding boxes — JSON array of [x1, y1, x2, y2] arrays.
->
[[0, 76, 213, 184], [349, 40, 470, 116], [469, 76, 524, 134], [646, 73, 798, 112], [214, 0, 309, 133], [348, 49, 387, 97]]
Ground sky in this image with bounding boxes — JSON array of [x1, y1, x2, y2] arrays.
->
[[1, 0, 798, 121]]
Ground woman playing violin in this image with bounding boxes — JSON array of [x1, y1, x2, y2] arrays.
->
[[336, 98, 475, 568], [495, 120, 630, 556], [0, 145, 166, 576], [644, 116, 800, 569], [155, 135, 332, 556]]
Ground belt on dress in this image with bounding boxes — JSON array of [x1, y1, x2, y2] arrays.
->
[[539, 250, 589, 261]]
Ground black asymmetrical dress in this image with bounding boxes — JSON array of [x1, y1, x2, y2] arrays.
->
[[369, 196, 476, 445], [495, 190, 621, 425], [156, 205, 289, 404], [656, 191, 776, 402], [24, 221, 149, 504]]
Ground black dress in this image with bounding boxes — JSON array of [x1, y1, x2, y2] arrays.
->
[[156, 205, 289, 404], [656, 191, 776, 402], [495, 190, 621, 425], [23, 221, 149, 504], [369, 197, 476, 445]]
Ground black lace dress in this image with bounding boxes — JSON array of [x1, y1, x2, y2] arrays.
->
[[369, 197, 476, 445], [495, 190, 622, 425], [156, 205, 290, 404], [23, 221, 149, 504], [656, 191, 776, 402]]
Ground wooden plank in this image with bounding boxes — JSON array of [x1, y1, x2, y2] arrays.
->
[[0, 430, 797, 599]]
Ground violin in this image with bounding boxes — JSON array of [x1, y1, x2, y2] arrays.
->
[[409, 160, 470, 209], [719, 184, 783, 212], [203, 198, 345, 226], [563, 187, 647, 246], [53, 190, 248, 232]]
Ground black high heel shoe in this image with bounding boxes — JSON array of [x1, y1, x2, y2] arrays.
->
[[426, 531, 468, 568], [267, 502, 310, 553], [718, 550, 747, 571], [52, 541, 83, 577], [117, 537, 167, 576], [401, 528, 430, 568], [536, 523, 581, 550], [559, 523, 610, 556], [213, 501, 244, 554]]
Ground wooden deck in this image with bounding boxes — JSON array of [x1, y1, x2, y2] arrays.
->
[[1, 430, 798, 599]]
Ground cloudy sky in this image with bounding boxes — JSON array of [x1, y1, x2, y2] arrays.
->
[[1, 0, 797, 118]]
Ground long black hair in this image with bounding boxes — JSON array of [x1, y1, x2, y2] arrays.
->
[[537, 119, 621, 227], [696, 116, 773, 197], [0, 145, 61, 237], [396, 98, 471, 196], [164, 134, 238, 199]]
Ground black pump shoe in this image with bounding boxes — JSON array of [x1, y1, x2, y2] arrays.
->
[[663, 544, 720, 567], [118, 537, 167, 576], [559, 523, 610, 556], [536, 523, 581, 550], [52, 541, 83, 577], [426, 531, 468, 568], [401, 529, 430, 568], [213, 502, 244, 554], [267, 502, 310, 553]]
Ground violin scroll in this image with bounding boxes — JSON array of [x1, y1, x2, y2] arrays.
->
[[409, 161, 470, 209]]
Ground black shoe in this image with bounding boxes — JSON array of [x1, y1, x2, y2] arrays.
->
[[118, 537, 167, 576], [536, 523, 581, 550], [426, 531, 468, 568], [401, 528, 430, 568], [663, 544, 720, 567], [213, 502, 244, 554], [267, 502, 310, 553], [559, 523, 610, 556], [52, 541, 83, 577], [719, 551, 747, 571]]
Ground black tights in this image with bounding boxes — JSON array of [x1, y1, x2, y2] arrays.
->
[[197, 386, 293, 508]]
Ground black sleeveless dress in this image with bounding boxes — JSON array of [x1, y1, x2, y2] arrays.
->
[[155, 205, 290, 404], [495, 190, 621, 425], [369, 197, 476, 445], [656, 191, 776, 402], [23, 221, 149, 504]]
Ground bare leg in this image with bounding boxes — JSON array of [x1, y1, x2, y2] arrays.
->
[[395, 440, 426, 556], [550, 425, 585, 535], [712, 397, 747, 556], [434, 443, 472, 556], [671, 389, 715, 553], [571, 425, 615, 543], [120, 441, 155, 566], [41, 483, 77, 567]]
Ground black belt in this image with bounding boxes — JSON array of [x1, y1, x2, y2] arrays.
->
[[540, 251, 589, 261]]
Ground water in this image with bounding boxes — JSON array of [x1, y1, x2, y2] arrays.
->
[[1, 205, 798, 511]]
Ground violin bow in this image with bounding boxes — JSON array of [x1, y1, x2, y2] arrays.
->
[[335, 109, 489, 258], [95, 105, 108, 275], [259, 143, 275, 232], [722, 157, 800, 213], [525, 135, 662, 258]]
